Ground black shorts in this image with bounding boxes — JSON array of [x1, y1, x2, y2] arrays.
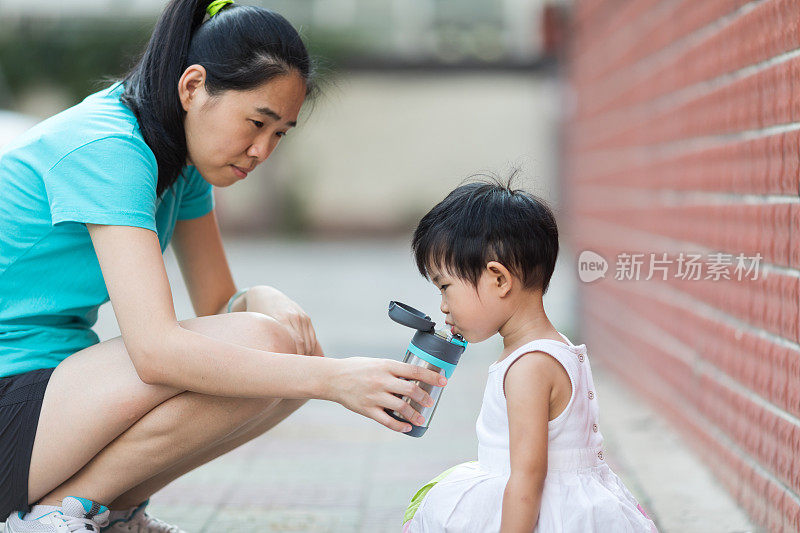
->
[[0, 367, 54, 523]]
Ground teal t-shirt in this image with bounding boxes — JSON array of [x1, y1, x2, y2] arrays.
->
[[0, 82, 214, 378]]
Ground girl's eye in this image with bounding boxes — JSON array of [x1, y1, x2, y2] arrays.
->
[[439, 285, 449, 292], [276, 131, 287, 138], [251, 120, 264, 128]]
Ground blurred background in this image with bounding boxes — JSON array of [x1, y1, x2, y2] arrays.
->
[[2, 0, 798, 532], [0, 0, 565, 236]]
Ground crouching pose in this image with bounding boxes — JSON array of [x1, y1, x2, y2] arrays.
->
[[0, 1, 442, 531]]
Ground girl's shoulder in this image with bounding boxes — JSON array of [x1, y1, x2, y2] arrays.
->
[[493, 336, 586, 373], [500, 338, 584, 425], [493, 337, 583, 392]]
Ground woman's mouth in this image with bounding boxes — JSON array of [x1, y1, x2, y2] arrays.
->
[[231, 165, 250, 179]]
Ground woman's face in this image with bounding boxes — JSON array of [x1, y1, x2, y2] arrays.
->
[[179, 65, 307, 187]]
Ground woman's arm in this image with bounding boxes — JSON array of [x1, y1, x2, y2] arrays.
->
[[87, 223, 444, 431], [500, 353, 553, 533], [171, 210, 237, 317], [172, 211, 320, 354]]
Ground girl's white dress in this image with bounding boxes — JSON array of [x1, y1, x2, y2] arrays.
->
[[404, 334, 658, 532]]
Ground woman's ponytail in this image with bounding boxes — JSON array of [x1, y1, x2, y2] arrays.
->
[[120, 0, 313, 197]]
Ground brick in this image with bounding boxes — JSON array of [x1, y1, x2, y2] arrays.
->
[[777, 418, 795, 485], [791, 205, 800, 270], [782, 492, 800, 532], [790, 351, 800, 412], [781, 131, 799, 194], [793, 424, 800, 492], [771, 346, 790, 408], [765, 273, 782, 335], [779, 276, 798, 342], [768, 483, 784, 532], [792, 58, 800, 122]]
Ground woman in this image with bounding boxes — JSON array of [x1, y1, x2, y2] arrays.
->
[[0, 1, 442, 531]]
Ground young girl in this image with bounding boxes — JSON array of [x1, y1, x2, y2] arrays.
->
[[402, 180, 658, 532]]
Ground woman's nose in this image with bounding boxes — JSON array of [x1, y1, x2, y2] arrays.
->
[[247, 139, 274, 162], [440, 301, 448, 314], [246, 144, 260, 161]]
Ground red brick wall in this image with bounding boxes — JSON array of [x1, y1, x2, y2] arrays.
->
[[564, 1, 800, 531]]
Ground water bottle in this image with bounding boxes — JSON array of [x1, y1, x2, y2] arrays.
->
[[386, 301, 467, 437]]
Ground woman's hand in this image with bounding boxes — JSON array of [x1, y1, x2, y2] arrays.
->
[[242, 285, 322, 356], [326, 357, 447, 433]]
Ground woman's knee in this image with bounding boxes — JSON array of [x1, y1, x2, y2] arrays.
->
[[230, 312, 295, 354], [182, 311, 295, 354], [120, 314, 298, 442]]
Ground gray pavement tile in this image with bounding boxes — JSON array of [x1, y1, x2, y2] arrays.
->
[[200, 507, 359, 533], [142, 504, 216, 532]]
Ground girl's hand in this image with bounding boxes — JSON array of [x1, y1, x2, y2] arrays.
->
[[328, 357, 446, 433], [243, 285, 322, 356]]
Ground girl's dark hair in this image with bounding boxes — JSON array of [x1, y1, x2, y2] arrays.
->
[[412, 177, 559, 293], [120, 0, 315, 197]]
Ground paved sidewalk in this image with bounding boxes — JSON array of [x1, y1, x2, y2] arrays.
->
[[592, 363, 757, 533], [4, 238, 757, 532]]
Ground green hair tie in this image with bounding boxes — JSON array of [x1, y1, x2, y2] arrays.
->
[[206, 0, 234, 17]]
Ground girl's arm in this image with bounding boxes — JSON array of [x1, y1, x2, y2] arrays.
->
[[500, 352, 553, 533], [171, 212, 320, 354], [87, 223, 444, 432]]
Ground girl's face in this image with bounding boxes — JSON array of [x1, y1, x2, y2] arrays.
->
[[431, 267, 506, 344], [180, 65, 307, 187]]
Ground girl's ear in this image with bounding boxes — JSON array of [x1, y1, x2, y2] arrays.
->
[[485, 261, 513, 297]]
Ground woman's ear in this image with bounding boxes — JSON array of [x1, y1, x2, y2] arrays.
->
[[485, 261, 513, 297], [178, 64, 208, 112]]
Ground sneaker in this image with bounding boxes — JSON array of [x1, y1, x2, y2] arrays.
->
[[100, 501, 184, 533], [6, 496, 110, 532]]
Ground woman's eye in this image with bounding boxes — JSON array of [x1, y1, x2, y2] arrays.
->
[[439, 285, 449, 292], [276, 131, 287, 138], [251, 120, 264, 128]]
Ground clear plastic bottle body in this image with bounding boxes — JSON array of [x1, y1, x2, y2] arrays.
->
[[390, 329, 454, 429], [390, 353, 446, 428]]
